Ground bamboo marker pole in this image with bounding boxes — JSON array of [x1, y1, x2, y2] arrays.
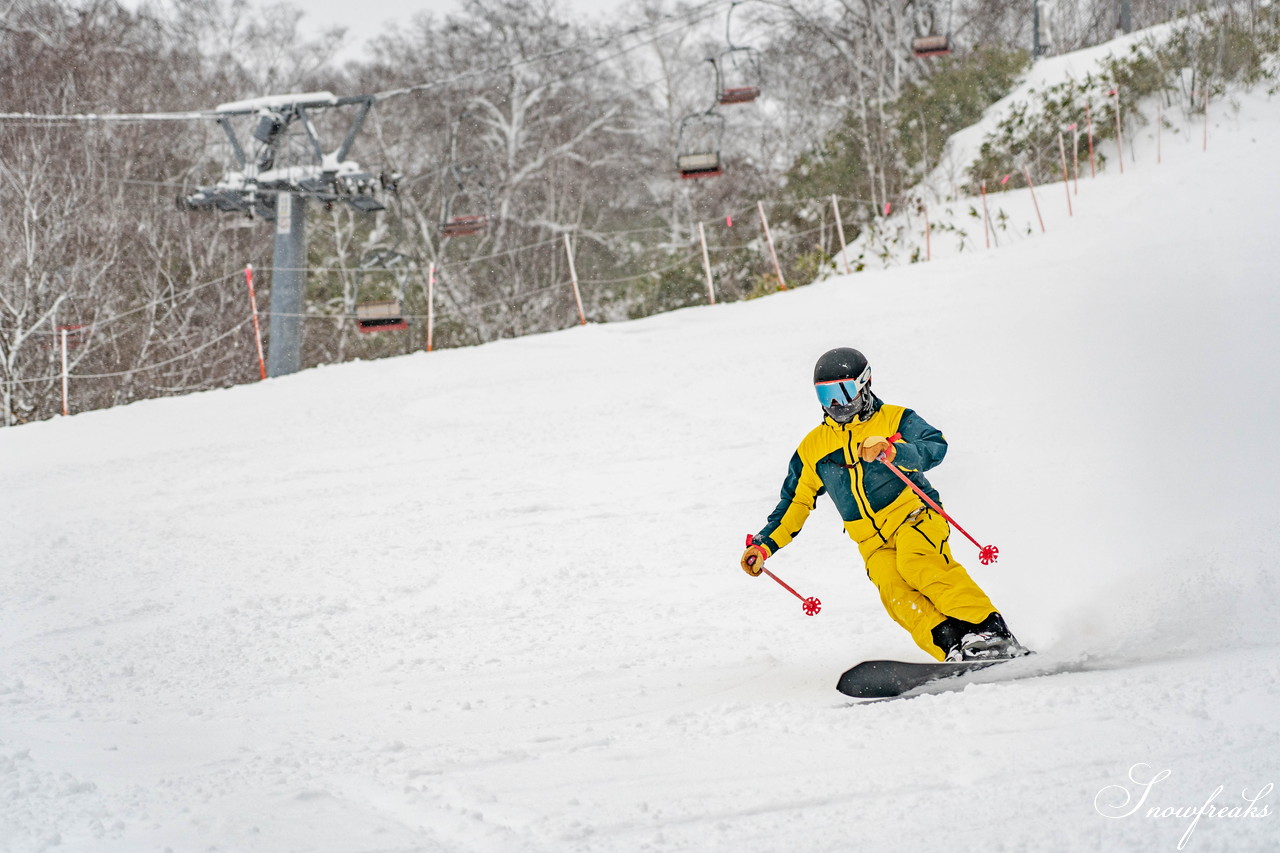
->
[[426, 262, 436, 351], [60, 329, 69, 416], [757, 201, 787, 290], [1203, 90, 1210, 152], [980, 181, 992, 249], [923, 204, 931, 261], [697, 222, 716, 305], [1071, 123, 1080, 193], [1023, 168, 1046, 233], [1058, 133, 1073, 217], [1157, 98, 1163, 164], [1086, 104, 1097, 178], [1111, 88, 1124, 174], [564, 234, 586, 325], [831, 195, 851, 275]]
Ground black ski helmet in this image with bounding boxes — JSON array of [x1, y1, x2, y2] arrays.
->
[[813, 347, 869, 385], [813, 347, 873, 423]]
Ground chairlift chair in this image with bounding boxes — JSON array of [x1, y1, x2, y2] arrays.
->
[[676, 112, 726, 180], [439, 163, 491, 238], [355, 300, 408, 333], [715, 2, 762, 105], [353, 250, 410, 333], [44, 323, 90, 349], [440, 112, 493, 238], [911, 33, 952, 57], [719, 85, 760, 106], [714, 49, 762, 105], [909, 0, 953, 58], [440, 211, 489, 238], [58, 324, 89, 346]]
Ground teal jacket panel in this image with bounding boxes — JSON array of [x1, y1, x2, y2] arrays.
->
[[754, 397, 948, 555]]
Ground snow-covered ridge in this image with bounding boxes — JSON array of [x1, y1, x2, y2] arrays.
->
[[840, 20, 1238, 271]]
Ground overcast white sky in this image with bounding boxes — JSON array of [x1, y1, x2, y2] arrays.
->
[[292, 0, 626, 56], [119, 0, 633, 63]]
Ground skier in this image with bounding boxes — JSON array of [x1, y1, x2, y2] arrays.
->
[[739, 347, 1028, 662]]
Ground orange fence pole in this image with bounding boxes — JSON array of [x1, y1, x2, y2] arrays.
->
[[244, 264, 267, 380]]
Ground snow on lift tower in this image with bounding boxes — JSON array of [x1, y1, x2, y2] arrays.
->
[[714, 2, 763, 105], [179, 91, 391, 220], [676, 109, 726, 179], [177, 90, 401, 377], [909, 0, 954, 57], [439, 112, 493, 238]]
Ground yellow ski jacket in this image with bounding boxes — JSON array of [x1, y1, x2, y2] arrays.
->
[[753, 397, 948, 562]]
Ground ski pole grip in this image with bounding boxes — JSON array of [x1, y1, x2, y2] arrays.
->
[[743, 533, 758, 567], [876, 432, 903, 463]]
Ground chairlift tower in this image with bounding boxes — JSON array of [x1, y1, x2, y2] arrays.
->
[[181, 91, 398, 377], [1118, 0, 1133, 34], [1034, 1, 1048, 58]]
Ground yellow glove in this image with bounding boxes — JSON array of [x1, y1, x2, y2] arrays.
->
[[740, 542, 770, 576], [859, 435, 897, 463]]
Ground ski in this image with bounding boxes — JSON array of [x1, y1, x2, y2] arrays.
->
[[836, 657, 1014, 699]]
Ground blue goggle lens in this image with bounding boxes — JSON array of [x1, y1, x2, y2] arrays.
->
[[814, 365, 871, 410], [815, 380, 857, 408]]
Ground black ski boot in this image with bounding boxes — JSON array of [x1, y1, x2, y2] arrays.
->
[[932, 612, 1030, 662]]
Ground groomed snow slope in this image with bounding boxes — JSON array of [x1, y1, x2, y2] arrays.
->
[[3, 69, 1280, 853]]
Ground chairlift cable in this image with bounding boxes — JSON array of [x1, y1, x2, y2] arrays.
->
[[0, 1, 733, 124], [0, 109, 216, 122], [725, 0, 745, 51], [372, 0, 733, 103], [66, 269, 243, 330], [8, 316, 253, 385]]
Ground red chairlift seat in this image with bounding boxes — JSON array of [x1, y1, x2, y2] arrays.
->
[[440, 213, 489, 238], [355, 300, 408, 333], [713, 5, 764, 107], [440, 136, 492, 239], [43, 324, 90, 349], [912, 34, 952, 57], [719, 86, 760, 105], [57, 324, 89, 346]]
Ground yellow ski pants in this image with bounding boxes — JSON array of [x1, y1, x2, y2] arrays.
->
[[863, 508, 997, 660]]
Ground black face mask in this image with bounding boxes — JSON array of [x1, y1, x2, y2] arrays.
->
[[824, 387, 873, 424]]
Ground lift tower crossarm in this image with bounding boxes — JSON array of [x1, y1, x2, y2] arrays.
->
[[334, 97, 375, 164], [213, 91, 340, 115], [217, 115, 249, 169]]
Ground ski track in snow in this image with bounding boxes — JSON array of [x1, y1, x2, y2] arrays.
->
[[3, 40, 1280, 853]]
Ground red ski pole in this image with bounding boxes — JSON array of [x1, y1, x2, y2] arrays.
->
[[743, 534, 822, 615], [877, 456, 1000, 565]]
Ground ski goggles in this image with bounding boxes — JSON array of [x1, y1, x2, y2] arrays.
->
[[814, 364, 872, 409]]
